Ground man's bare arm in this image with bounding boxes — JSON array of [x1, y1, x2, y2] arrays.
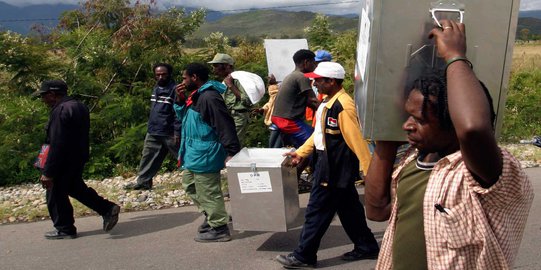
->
[[430, 20, 502, 186]]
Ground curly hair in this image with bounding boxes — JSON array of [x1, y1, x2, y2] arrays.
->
[[411, 71, 496, 130]]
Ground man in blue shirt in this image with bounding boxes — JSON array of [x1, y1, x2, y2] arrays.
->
[[125, 63, 180, 190]]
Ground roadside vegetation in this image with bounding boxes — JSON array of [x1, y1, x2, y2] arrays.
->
[[502, 43, 541, 142], [0, 0, 539, 224]]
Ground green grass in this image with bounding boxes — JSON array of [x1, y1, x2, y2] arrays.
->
[[501, 43, 541, 142]]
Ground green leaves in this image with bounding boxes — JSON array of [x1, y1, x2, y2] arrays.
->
[[0, 1, 208, 185], [502, 68, 541, 142], [305, 14, 333, 50], [0, 95, 47, 185], [1, 1, 537, 186], [0, 32, 61, 94]]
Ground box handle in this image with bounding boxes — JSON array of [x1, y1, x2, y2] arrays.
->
[[429, 0, 465, 28]]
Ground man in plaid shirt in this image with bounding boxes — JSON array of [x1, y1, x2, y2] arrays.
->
[[364, 20, 534, 269]]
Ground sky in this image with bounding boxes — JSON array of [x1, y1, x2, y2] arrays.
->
[[2, 0, 541, 14]]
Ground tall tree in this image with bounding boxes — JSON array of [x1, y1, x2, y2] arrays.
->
[[304, 14, 333, 50], [0, 0, 207, 184]]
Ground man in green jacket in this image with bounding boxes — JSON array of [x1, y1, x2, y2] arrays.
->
[[174, 63, 240, 242]]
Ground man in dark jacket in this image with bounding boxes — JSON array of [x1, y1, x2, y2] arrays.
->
[[174, 63, 240, 242], [35, 80, 120, 239], [125, 63, 181, 190]]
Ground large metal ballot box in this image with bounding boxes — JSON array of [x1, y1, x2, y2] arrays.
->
[[354, 0, 521, 141], [226, 148, 301, 232]]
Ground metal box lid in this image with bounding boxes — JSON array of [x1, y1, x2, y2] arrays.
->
[[226, 147, 293, 168]]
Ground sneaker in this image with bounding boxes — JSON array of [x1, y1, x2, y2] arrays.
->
[[103, 204, 120, 232], [276, 253, 316, 269], [340, 249, 379, 261], [194, 225, 231, 242], [198, 218, 211, 233], [44, 230, 77, 240], [124, 182, 152, 190]]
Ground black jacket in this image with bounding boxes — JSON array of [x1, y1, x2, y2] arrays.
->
[[43, 96, 90, 177], [296, 90, 372, 188]]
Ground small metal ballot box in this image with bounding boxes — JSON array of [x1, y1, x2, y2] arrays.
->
[[226, 148, 300, 232]]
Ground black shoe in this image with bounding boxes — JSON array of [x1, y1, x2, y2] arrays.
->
[[124, 182, 152, 190], [198, 218, 211, 233], [340, 249, 379, 261], [276, 253, 316, 269], [103, 204, 120, 232], [194, 225, 231, 242], [44, 230, 77, 240]]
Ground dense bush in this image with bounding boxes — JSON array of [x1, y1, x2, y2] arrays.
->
[[0, 94, 48, 185], [0, 1, 538, 186], [501, 68, 541, 142], [0, 1, 206, 186]]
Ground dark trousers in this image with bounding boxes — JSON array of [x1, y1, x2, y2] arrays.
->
[[268, 124, 283, 148], [136, 134, 179, 185], [293, 158, 379, 264], [46, 163, 115, 234]]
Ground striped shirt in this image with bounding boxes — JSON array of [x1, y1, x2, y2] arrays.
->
[[376, 148, 534, 270]]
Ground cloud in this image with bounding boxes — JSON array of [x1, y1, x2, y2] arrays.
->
[[2, 0, 79, 6], [162, 0, 358, 14], [521, 0, 541, 10], [2, 0, 540, 13]]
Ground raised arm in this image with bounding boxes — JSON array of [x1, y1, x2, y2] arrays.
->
[[430, 20, 502, 186]]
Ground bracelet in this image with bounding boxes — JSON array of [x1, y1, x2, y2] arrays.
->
[[445, 56, 473, 72]]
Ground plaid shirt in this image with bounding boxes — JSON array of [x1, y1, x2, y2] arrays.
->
[[376, 148, 534, 270]]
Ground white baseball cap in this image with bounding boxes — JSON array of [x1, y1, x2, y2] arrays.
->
[[304, 62, 345, 79]]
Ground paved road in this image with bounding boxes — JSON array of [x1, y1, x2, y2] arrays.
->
[[1, 168, 539, 270]]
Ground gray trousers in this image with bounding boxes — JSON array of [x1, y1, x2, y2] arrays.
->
[[136, 133, 179, 185]]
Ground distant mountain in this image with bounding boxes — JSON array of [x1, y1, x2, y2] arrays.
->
[[0, 1, 539, 39], [519, 10, 541, 20], [517, 17, 541, 36], [0, 1, 229, 35], [0, 1, 78, 34], [204, 10, 228, 22], [181, 7, 226, 22], [195, 9, 541, 40], [194, 9, 358, 39]]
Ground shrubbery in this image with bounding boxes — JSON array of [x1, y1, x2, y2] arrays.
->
[[0, 94, 48, 185], [501, 68, 541, 141], [0, 1, 539, 186]]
